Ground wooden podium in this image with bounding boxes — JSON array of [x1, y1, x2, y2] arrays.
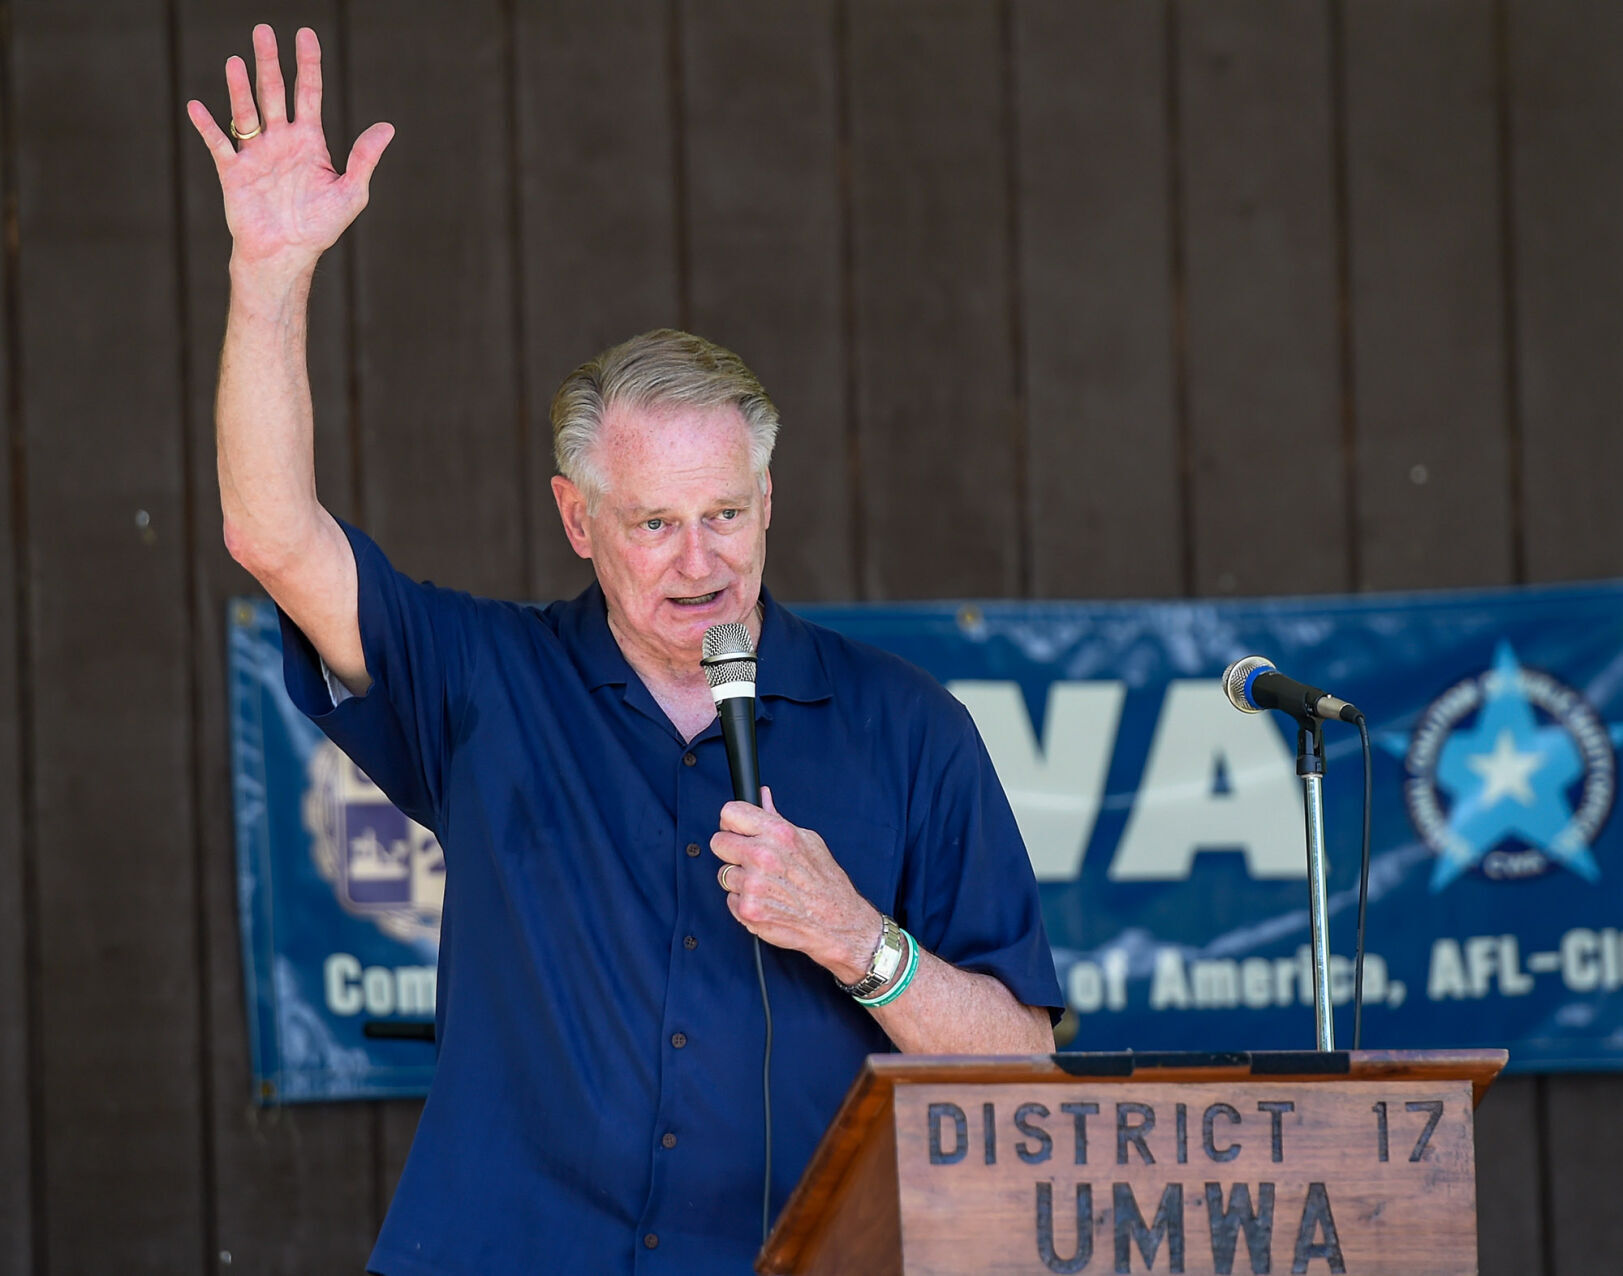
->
[[757, 1049, 1506, 1275]]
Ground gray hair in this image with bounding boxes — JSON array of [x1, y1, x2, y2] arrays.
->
[[551, 329, 780, 509]]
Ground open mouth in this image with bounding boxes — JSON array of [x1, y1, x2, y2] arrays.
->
[[671, 590, 723, 607]]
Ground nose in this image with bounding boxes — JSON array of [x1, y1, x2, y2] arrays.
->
[[676, 522, 712, 578]]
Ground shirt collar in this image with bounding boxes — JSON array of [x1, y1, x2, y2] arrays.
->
[[562, 582, 833, 712]]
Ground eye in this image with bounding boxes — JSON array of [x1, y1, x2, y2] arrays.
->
[[642, 517, 664, 531], [717, 508, 739, 521]]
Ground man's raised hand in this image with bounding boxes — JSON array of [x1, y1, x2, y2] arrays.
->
[[186, 25, 393, 274]]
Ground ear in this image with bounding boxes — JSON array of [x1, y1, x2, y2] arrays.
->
[[551, 475, 594, 560], [761, 469, 773, 531]]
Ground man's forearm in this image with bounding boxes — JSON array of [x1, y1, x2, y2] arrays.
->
[[710, 800, 1057, 1055], [867, 948, 1056, 1055], [217, 256, 326, 573], [215, 256, 368, 690]]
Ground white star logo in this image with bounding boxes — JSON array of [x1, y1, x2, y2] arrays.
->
[[1465, 728, 1543, 807]]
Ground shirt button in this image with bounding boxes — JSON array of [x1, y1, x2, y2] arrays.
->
[[682, 751, 697, 766], [671, 1031, 687, 1049], [662, 1132, 678, 1149], [644, 1233, 659, 1249], [685, 842, 701, 858], [683, 935, 697, 950]]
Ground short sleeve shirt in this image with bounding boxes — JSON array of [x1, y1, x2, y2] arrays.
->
[[280, 522, 1062, 1276]]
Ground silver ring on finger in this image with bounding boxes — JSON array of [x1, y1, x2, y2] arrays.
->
[[229, 119, 263, 142], [718, 864, 737, 893]]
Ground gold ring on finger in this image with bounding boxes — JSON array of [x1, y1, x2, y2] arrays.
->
[[229, 119, 263, 142], [718, 864, 736, 892]]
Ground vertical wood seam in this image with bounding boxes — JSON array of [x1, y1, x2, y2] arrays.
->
[[833, 0, 864, 600], [164, 4, 219, 1271], [1327, 0, 1360, 593], [501, 0, 533, 597], [668, 0, 692, 332], [336, 0, 367, 531], [0, 4, 41, 1270], [1163, 0, 1194, 598], [1493, 0, 1527, 585], [998, 0, 1030, 599]]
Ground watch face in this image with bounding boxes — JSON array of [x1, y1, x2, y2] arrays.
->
[[841, 917, 906, 997], [873, 920, 904, 980]]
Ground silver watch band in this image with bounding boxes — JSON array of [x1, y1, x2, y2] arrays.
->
[[836, 915, 905, 998]]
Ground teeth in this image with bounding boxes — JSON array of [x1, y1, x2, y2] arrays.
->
[[674, 591, 721, 605]]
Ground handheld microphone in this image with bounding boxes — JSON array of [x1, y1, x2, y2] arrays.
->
[[1221, 655, 1363, 725], [701, 622, 761, 804], [702, 619, 774, 1240]]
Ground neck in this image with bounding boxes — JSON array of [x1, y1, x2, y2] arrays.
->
[[606, 601, 765, 731], [606, 618, 709, 693]]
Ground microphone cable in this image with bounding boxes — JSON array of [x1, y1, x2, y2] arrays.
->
[[753, 935, 773, 1244], [1352, 715, 1373, 1049]]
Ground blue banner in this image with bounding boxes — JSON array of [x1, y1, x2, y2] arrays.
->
[[230, 581, 1623, 1101], [230, 601, 439, 1101]]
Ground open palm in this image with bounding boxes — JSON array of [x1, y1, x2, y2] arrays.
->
[[187, 25, 393, 270]]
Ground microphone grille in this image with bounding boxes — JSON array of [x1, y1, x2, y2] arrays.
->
[[701, 622, 757, 688], [1221, 655, 1274, 714]]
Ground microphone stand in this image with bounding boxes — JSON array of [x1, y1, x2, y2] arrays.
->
[[1295, 718, 1335, 1051]]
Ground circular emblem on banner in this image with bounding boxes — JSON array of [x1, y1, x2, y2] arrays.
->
[[304, 740, 445, 945], [1404, 641, 1613, 890]]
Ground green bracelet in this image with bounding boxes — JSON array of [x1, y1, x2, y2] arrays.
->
[[855, 927, 919, 1008]]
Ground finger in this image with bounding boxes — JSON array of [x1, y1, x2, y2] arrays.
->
[[709, 830, 748, 866], [224, 54, 259, 137], [726, 886, 772, 932], [760, 785, 778, 817], [186, 100, 236, 168], [293, 27, 322, 124], [253, 24, 289, 126], [341, 121, 396, 192], [718, 798, 776, 835]]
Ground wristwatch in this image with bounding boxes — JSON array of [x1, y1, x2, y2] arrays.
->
[[836, 915, 906, 999]]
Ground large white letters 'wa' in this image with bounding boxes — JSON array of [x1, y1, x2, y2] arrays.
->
[[951, 679, 1306, 883]]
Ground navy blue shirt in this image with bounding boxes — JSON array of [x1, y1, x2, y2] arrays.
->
[[281, 522, 1061, 1275]]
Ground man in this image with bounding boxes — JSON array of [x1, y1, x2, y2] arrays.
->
[[190, 25, 1060, 1275]]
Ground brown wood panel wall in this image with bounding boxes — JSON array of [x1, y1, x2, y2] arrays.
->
[[1510, 0, 1623, 586], [1178, 0, 1348, 599], [16, 3, 206, 1272], [848, 0, 1018, 600], [1473, 1075, 1547, 1275], [1015, 0, 1183, 601], [0, 1, 31, 1267], [0, 0, 1617, 1270], [1342, 0, 1513, 594]]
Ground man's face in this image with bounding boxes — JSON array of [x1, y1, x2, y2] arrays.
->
[[551, 401, 771, 678]]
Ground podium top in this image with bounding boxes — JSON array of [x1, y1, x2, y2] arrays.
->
[[863, 1047, 1507, 1105]]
